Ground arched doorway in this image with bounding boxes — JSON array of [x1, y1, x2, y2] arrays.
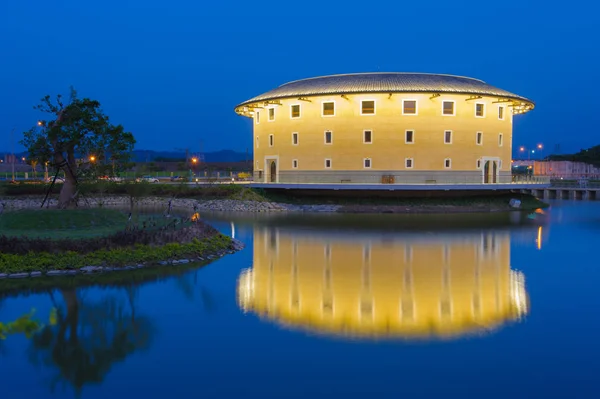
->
[[492, 161, 498, 183], [270, 160, 277, 183], [484, 161, 490, 183]]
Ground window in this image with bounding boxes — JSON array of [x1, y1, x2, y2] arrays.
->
[[291, 104, 300, 119], [324, 130, 333, 144], [476, 131, 483, 145], [403, 100, 417, 115], [361, 100, 375, 115], [292, 132, 299, 145], [268, 108, 275, 121], [475, 103, 485, 118], [498, 133, 503, 147], [444, 130, 452, 144], [322, 101, 335, 116], [405, 158, 413, 169], [405, 130, 414, 144], [364, 158, 371, 168], [444, 158, 451, 169], [292, 159, 298, 169], [477, 159, 481, 169], [363, 130, 372, 144], [255, 136, 259, 148], [269, 134, 274, 147], [325, 158, 332, 168], [498, 106, 505, 120], [256, 111, 260, 124], [442, 101, 455, 115]]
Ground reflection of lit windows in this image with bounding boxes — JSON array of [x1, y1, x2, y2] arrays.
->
[[322, 296, 334, 316], [269, 232, 278, 252], [360, 298, 374, 319], [403, 267, 412, 289], [325, 243, 331, 260], [440, 298, 452, 319], [472, 293, 481, 317], [291, 289, 300, 310], [404, 245, 413, 263], [442, 267, 450, 289], [400, 298, 415, 322], [443, 245, 450, 264], [324, 267, 332, 289]]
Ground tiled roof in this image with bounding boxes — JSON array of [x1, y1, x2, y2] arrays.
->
[[236, 72, 534, 109]]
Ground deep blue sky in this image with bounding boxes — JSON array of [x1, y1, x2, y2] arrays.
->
[[1, 0, 597, 156]]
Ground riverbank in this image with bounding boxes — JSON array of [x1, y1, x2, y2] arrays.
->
[[0, 192, 547, 214]]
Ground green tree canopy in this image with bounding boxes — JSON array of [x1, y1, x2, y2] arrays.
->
[[21, 88, 135, 208]]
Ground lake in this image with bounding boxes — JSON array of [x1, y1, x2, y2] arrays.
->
[[1, 201, 600, 398]]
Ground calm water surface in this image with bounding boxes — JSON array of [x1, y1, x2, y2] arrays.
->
[[1, 201, 600, 398]]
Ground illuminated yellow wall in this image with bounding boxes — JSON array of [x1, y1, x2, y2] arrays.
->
[[249, 93, 514, 183], [238, 228, 528, 339]]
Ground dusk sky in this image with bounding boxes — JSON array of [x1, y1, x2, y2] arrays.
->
[[1, 0, 598, 156]]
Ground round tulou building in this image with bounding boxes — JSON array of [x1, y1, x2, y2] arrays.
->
[[235, 72, 534, 186]]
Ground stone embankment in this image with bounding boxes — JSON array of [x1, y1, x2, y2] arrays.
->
[[0, 238, 245, 280], [0, 196, 340, 213]]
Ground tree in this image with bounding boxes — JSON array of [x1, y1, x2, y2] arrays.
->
[[21, 88, 135, 209]]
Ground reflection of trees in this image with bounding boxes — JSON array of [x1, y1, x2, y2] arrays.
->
[[28, 288, 153, 395]]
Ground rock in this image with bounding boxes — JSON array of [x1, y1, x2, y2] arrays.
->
[[9, 273, 30, 279], [66, 270, 79, 275], [0, 273, 7, 279], [47, 270, 68, 276], [509, 198, 522, 208], [178, 259, 190, 264], [124, 266, 136, 270], [30, 271, 43, 278], [158, 261, 168, 266]]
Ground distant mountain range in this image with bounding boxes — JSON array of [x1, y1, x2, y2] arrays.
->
[[1, 149, 251, 163]]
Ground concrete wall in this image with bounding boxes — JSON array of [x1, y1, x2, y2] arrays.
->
[[248, 92, 517, 178], [254, 170, 514, 184]]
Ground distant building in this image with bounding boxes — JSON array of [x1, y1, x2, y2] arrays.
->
[[533, 161, 600, 178], [235, 72, 534, 184]]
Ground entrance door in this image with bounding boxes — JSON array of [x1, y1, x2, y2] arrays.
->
[[270, 160, 277, 183], [483, 161, 490, 183], [492, 161, 498, 183]]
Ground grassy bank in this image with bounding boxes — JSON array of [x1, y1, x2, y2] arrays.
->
[[0, 234, 232, 274]]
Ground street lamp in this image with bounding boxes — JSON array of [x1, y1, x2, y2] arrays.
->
[[89, 155, 96, 162]]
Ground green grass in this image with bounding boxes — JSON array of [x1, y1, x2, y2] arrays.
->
[[0, 234, 232, 274], [0, 208, 178, 239]]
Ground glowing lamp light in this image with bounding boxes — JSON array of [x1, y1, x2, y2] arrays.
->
[[89, 156, 96, 162]]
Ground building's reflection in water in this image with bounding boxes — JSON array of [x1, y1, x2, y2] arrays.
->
[[238, 227, 528, 340]]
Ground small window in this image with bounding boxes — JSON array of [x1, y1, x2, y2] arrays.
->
[[405, 130, 414, 144], [292, 159, 298, 169], [363, 130, 372, 143], [477, 159, 481, 169], [256, 136, 259, 148], [322, 101, 335, 116], [292, 132, 299, 145], [324, 131, 333, 144], [475, 103, 485, 117], [444, 158, 451, 169], [498, 106, 505, 120], [442, 101, 455, 115], [325, 159, 332, 168], [364, 158, 371, 168], [405, 158, 413, 169], [403, 100, 417, 115], [361, 100, 375, 115], [291, 104, 300, 119], [444, 130, 452, 144], [256, 111, 260, 124], [476, 131, 483, 145], [498, 133, 503, 147], [269, 134, 274, 147], [268, 108, 275, 121]]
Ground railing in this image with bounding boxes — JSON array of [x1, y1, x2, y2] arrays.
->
[[549, 179, 600, 189], [252, 172, 551, 185]]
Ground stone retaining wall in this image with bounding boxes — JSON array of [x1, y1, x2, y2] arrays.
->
[[0, 196, 341, 213]]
